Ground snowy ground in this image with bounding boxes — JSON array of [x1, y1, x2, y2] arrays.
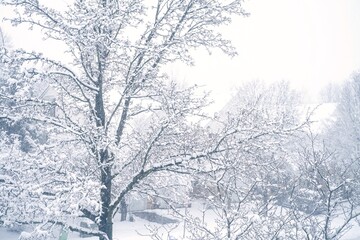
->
[[0, 214, 178, 240], [1, 201, 360, 240]]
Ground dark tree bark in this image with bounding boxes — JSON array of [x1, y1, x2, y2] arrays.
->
[[98, 150, 113, 240], [120, 198, 127, 222]]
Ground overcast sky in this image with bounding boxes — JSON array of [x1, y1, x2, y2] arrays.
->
[[1, 0, 360, 111], [176, 0, 360, 109]]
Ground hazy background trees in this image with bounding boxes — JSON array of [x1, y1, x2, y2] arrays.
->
[[326, 73, 360, 161], [175, 79, 360, 240], [179, 81, 304, 239]]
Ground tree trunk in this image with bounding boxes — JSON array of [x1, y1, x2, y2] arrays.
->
[[120, 198, 127, 221], [99, 212, 112, 240], [99, 150, 113, 240]]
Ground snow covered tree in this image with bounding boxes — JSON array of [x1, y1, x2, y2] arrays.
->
[[181, 81, 304, 239], [295, 72, 360, 239], [290, 130, 360, 240], [0, 0, 247, 239], [1, 35, 48, 154], [327, 72, 360, 162]]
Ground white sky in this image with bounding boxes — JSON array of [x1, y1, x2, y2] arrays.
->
[[1, 0, 360, 111], [175, 0, 360, 109]]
